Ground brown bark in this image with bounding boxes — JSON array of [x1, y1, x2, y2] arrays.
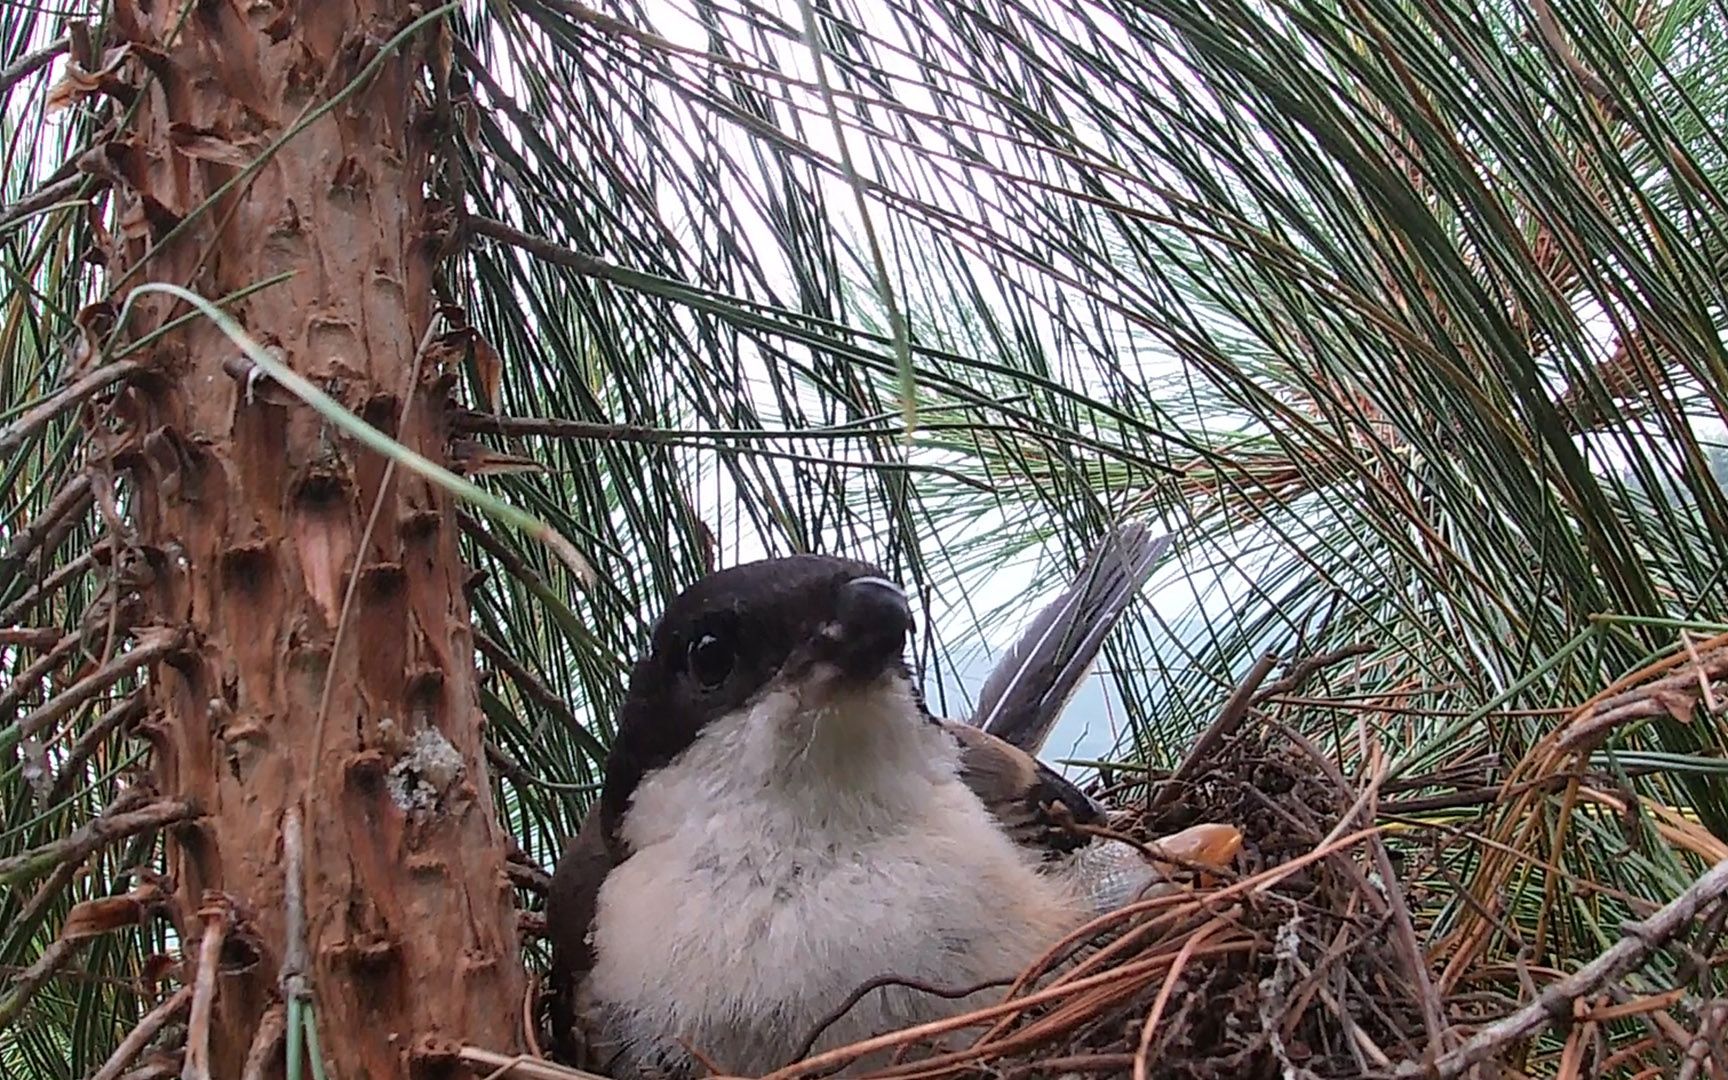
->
[[102, 1, 523, 1077]]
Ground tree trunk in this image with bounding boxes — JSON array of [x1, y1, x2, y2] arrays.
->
[[104, 1, 524, 1076]]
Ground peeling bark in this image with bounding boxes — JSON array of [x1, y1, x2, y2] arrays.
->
[[104, 1, 523, 1076]]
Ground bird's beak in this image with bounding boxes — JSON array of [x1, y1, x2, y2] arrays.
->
[[820, 575, 913, 680]]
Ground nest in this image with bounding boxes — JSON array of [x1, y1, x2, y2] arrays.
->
[[489, 636, 1728, 1080], [755, 723, 1436, 1080], [505, 717, 1440, 1080]]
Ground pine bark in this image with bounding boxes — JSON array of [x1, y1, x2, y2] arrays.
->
[[102, 1, 523, 1075]]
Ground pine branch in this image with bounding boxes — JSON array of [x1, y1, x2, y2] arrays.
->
[[0, 625, 185, 758], [1400, 856, 1728, 1078], [0, 797, 197, 888]]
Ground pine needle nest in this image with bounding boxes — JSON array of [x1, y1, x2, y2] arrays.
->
[[498, 719, 1437, 1080], [745, 723, 1437, 1080], [483, 635, 1728, 1080]]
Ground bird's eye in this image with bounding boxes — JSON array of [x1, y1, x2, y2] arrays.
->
[[686, 631, 735, 690]]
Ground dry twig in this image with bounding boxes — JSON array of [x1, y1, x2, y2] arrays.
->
[[457, 1046, 614, 1080], [182, 895, 233, 1080], [0, 797, 195, 887], [0, 360, 148, 459], [1402, 856, 1728, 1079], [1557, 642, 1728, 753], [1152, 651, 1277, 808], [89, 987, 192, 1080], [1, 625, 187, 757]]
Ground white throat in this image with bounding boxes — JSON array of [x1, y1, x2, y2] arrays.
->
[[583, 674, 1084, 1078], [617, 673, 952, 852]]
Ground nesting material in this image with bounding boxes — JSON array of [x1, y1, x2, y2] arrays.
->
[[742, 728, 1435, 1080]]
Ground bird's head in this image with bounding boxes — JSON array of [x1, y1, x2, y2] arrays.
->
[[597, 554, 934, 857]]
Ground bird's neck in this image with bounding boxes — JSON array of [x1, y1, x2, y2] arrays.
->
[[618, 677, 960, 853]]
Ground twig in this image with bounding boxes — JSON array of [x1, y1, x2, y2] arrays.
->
[[1004, 1054, 1137, 1076], [1366, 789, 1449, 1057], [12, 787, 152, 938], [88, 987, 193, 1080], [675, 1037, 727, 1076], [472, 627, 598, 752], [487, 740, 601, 796], [1272, 719, 1449, 1056], [1132, 923, 1218, 1080], [1249, 642, 1375, 705], [1557, 643, 1728, 752], [0, 627, 67, 647], [1152, 651, 1278, 809], [12, 860, 84, 952], [1583, 988, 1688, 1024], [450, 411, 681, 444], [0, 937, 80, 1029], [456, 1047, 614, 1080], [0, 798, 196, 887], [1675, 999, 1728, 1080], [0, 631, 81, 725], [0, 624, 187, 758], [792, 974, 1015, 1062], [1400, 856, 1728, 1078], [0, 542, 104, 626], [0, 34, 67, 97], [762, 924, 1275, 1080], [47, 695, 148, 804], [280, 805, 310, 1001], [504, 859, 552, 895], [1678, 889, 1728, 989], [183, 895, 231, 1080], [0, 174, 86, 231], [466, 216, 619, 280], [0, 472, 94, 572], [522, 972, 544, 1059], [0, 360, 146, 459], [1681, 633, 1721, 714]]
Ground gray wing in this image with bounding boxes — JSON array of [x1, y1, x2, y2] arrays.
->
[[969, 522, 1171, 753]]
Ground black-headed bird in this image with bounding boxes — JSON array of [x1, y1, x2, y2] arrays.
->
[[545, 524, 1223, 1077]]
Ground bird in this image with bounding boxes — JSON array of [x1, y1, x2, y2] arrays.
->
[[543, 525, 1217, 1079]]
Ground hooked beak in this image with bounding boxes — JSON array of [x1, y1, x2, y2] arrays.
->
[[820, 575, 913, 680]]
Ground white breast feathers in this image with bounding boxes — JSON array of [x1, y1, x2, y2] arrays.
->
[[580, 676, 1086, 1078]]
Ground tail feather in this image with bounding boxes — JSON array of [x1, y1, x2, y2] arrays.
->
[[968, 521, 1171, 753]]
